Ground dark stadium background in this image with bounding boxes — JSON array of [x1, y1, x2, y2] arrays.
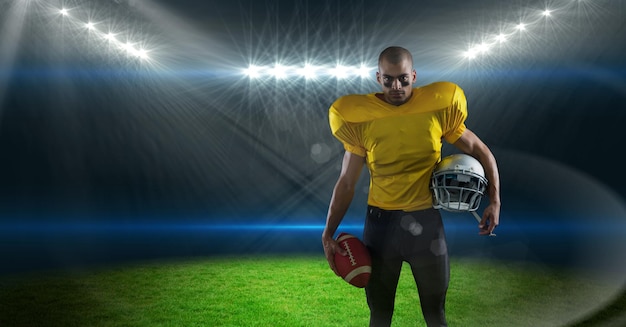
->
[[1, 0, 624, 325]]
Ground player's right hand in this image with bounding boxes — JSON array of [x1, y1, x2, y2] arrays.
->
[[322, 234, 347, 276]]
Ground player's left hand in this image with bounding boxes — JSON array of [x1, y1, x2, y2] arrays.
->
[[479, 202, 500, 236]]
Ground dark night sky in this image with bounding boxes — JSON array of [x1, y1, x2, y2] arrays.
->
[[0, 0, 623, 248], [1, 0, 624, 217]]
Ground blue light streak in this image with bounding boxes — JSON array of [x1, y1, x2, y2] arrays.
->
[[0, 218, 623, 235], [0, 221, 360, 233]]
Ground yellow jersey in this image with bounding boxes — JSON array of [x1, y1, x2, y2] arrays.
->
[[329, 81, 468, 211]]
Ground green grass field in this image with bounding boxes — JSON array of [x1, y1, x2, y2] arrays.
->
[[0, 256, 621, 326]]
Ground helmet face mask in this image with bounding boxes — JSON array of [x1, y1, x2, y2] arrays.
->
[[431, 154, 488, 212]]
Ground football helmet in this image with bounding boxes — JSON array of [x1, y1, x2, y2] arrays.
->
[[431, 154, 488, 212]]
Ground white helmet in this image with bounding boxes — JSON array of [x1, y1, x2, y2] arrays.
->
[[431, 154, 488, 212]]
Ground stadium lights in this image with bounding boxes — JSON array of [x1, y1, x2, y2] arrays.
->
[[329, 65, 350, 80], [51, 5, 152, 61], [457, 0, 598, 61], [240, 0, 596, 75], [356, 65, 371, 78], [244, 65, 263, 79], [296, 64, 319, 80], [461, 5, 558, 60], [268, 64, 288, 79], [104, 32, 116, 41], [243, 64, 375, 80]]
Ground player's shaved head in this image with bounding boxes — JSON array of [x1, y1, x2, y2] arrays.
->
[[378, 46, 413, 68], [376, 46, 416, 105]]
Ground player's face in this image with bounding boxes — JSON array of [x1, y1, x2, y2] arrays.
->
[[376, 58, 416, 106]]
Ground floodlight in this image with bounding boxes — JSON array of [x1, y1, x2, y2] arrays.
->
[[135, 49, 149, 60], [48, 4, 156, 62], [463, 53, 475, 60], [542, 9, 552, 17], [297, 64, 318, 79], [104, 33, 116, 41], [123, 42, 135, 52], [495, 33, 507, 43], [269, 64, 288, 79], [356, 64, 371, 78], [476, 43, 490, 53], [516, 23, 527, 31], [330, 65, 350, 79], [463, 48, 478, 60], [244, 65, 263, 79]]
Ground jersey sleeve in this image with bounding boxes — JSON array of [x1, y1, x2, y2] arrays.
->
[[442, 85, 468, 144], [328, 105, 367, 157]]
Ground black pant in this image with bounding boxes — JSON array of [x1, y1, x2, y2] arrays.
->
[[364, 206, 449, 327]]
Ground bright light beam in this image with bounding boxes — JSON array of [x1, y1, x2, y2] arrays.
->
[[297, 64, 319, 80], [244, 64, 263, 79], [459, 0, 596, 62], [238, 1, 610, 74], [329, 64, 350, 79], [242, 64, 373, 80], [104, 32, 116, 41], [51, 5, 154, 62], [356, 64, 372, 78], [269, 64, 288, 79]]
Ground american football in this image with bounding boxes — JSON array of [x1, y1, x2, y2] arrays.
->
[[334, 232, 372, 288]]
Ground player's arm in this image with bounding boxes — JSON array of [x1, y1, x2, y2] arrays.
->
[[453, 129, 501, 235], [322, 150, 365, 276]]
